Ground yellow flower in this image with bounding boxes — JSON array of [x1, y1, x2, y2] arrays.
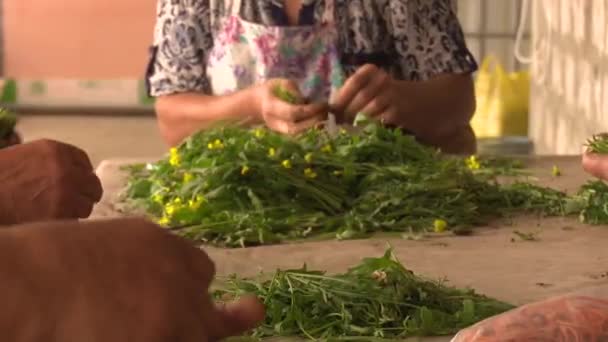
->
[[304, 168, 317, 179], [281, 159, 292, 169], [165, 204, 177, 216], [552, 165, 561, 177], [304, 152, 313, 163], [339, 128, 347, 135], [158, 216, 170, 226], [254, 128, 265, 138], [241, 165, 250, 175], [169, 147, 180, 166], [465, 155, 480, 170], [333, 170, 343, 176], [268, 147, 276, 157], [152, 193, 163, 203], [188, 195, 205, 210], [321, 144, 332, 153], [208, 139, 225, 150], [433, 219, 447, 233], [182, 172, 194, 183], [173, 198, 182, 204]]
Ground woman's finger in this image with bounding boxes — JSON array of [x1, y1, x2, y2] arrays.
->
[[358, 90, 392, 122], [268, 100, 328, 123], [344, 71, 390, 118], [331, 64, 378, 114], [266, 112, 326, 135]]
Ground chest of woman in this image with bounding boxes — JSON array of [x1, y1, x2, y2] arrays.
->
[[208, 0, 397, 69]]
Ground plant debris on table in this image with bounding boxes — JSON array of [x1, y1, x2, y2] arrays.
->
[[121, 115, 575, 247], [214, 248, 514, 341]]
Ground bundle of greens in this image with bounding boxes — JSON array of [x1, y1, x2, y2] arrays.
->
[[122, 116, 572, 247], [0, 108, 17, 147], [214, 249, 514, 341]]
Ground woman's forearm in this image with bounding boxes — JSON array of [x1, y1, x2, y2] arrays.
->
[[155, 88, 262, 147], [392, 73, 476, 150]]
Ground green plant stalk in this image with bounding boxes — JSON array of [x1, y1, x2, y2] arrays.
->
[[214, 249, 514, 340]]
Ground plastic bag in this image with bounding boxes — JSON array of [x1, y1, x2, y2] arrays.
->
[[471, 56, 530, 138], [451, 295, 608, 341]]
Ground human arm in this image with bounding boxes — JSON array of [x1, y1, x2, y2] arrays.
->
[[146, 0, 257, 145], [155, 91, 261, 147], [452, 295, 608, 341], [389, 0, 477, 149], [332, 0, 477, 154], [389, 73, 475, 151], [147, 0, 326, 146]]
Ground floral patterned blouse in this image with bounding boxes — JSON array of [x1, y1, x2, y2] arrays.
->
[[146, 0, 478, 97]]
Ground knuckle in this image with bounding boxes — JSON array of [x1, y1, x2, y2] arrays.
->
[[350, 74, 366, 91], [37, 139, 62, 154], [364, 63, 379, 72], [358, 88, 373, 103], [377, 71, 390, 85], [367, 65, 379, 75]]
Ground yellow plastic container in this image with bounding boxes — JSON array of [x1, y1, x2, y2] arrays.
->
[[471, 56, 530, 138]]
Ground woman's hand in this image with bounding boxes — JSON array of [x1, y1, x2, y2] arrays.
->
[[330, 64, 398, 124], [256, 79, 328, 135]]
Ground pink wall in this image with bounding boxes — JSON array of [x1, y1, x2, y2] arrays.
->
[[3, 0, 156, 78]]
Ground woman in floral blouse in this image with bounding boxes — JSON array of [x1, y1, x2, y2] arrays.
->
[[146, 0, 478, 154]]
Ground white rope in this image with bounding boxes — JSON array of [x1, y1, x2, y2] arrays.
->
[[513, 0, 532, 64]]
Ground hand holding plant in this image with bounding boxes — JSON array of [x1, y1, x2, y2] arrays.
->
[[255, 79, 328, 135]]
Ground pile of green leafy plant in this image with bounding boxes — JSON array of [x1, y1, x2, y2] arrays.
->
[[214, 249, 514, 341], [122, 116, 574, 247], [0, 108, 17, 147]]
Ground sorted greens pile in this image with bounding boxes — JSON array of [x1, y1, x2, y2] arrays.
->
[[122, 115, 574, 247], [214, 249, 514, 340], [0, 108, 17, 148]]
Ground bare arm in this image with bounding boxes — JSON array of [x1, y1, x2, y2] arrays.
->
[[147, 0, 267, 147], [453, 295, 608, 341], [386, 0, 478, 154], [391, 73, 476, 153], [155, 89, 262, 147]]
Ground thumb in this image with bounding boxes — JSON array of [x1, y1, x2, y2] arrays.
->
[[207, 295, 266, 341]]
